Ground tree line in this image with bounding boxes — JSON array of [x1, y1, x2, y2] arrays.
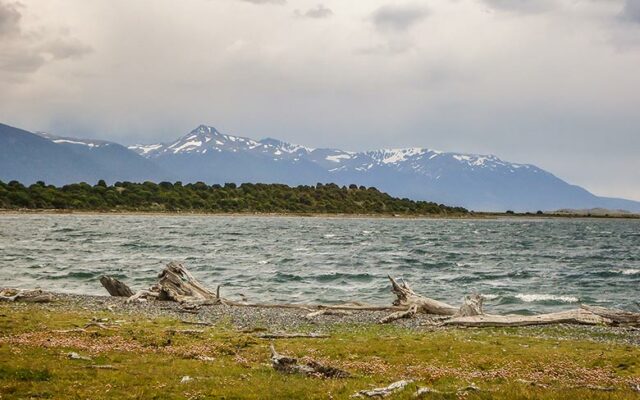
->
[[0, 180, 468, 215]]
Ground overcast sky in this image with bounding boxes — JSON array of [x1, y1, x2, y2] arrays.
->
[[1, 0, 639, 200]]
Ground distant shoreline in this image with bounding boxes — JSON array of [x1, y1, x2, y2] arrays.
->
[[1, 208, 638, 220]]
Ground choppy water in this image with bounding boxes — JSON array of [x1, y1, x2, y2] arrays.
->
[[1, 214, 639, 314]]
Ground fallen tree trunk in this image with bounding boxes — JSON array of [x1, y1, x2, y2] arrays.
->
[[442, 309, 610, 328]]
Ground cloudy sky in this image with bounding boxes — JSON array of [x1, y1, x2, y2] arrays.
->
[[1, 0, 639, 200]]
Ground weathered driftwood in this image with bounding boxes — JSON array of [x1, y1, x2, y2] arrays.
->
[[100, 276, 133, 297], [98, 265, 640, 329], [388, 276, 457, 315], [0, 288, 53, 303], [379, 304, 418, 324], [581, 305, 640, 326], [382, 276, 640, 328], [269, 344, 349, 378], [443, 292, 640, 328], [455, 294, 484, 317], [414, 384, 481, 397], [305, 309, 353, 319], [443, 309, 610, 328], [126, 289, 159, 303], [155, 261, 218, 303], [119, 262, 221, 305], [352, 379, 413, 398]]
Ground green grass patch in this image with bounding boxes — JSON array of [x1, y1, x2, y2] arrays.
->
[[0, 303, 638, 399]]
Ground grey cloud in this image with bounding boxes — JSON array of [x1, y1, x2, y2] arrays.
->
[[295, 4, 333, 19], [0, 50, 44, 73], [481, 0, 554, 14], [371, 4, 428, 32], [0, 1, 21, 37], [41, 38, 93, 60], [2, 1, 640, 202], [620, 0, 640, 23], [0, 0, 91, 75]]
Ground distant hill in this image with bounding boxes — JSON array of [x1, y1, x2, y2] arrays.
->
[[2, 122, 639, 212], [0, 123, 170, 186]]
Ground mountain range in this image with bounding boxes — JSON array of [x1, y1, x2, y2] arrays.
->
[[1, 122, 639, 212]]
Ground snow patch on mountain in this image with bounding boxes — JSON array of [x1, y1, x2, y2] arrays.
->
[[37, 132, 111, 149], [326, 154, 353, 163]]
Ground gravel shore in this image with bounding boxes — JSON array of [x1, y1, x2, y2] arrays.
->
[[10, 292, 640, 347]]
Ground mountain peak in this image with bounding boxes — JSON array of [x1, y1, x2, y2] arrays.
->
[[190, 125, 220, 136]]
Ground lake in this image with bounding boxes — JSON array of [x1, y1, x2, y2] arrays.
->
[[1, 214, 638, 314]]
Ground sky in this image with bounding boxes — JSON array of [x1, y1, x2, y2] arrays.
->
[[1, 0, 639, 201]]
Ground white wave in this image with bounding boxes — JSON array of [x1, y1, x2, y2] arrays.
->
[[515, 294, 579, 303], [621, 269, 640, 275], [323, 234, 336, 238], [481, 294, 499, 300], [257, 260, 268, 265]]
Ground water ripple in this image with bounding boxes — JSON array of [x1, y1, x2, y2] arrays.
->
[[1, 215, 639, 313]]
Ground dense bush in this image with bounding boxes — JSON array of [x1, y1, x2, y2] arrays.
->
[[0, 180, 467, 215]]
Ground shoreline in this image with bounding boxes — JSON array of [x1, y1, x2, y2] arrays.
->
[[3, 291, 640, 342], [1, 208, 638, 220]]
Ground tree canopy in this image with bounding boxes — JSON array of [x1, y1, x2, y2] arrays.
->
[[0, 180, 468, 216]]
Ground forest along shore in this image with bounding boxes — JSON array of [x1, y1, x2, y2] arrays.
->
[[1, 291, 640, 399]]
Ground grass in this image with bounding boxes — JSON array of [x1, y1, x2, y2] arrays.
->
[[0, 303, 639, 399]]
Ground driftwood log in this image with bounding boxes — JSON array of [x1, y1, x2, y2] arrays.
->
[[101, 262, 222, 306], [388, 276, 458, 315], [0, 288, 53, 303], [352, 380, 414, 398], [270, 344, 349, 378], [97, 263, 639, 329]]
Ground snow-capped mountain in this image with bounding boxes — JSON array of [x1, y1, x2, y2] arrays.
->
[[130, 125, 315, 161], [3, 122, 640, 212], [124, 125, 640, 212], [128, 125, 536, 179]]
